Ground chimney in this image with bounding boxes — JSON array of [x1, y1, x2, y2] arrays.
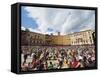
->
[[58, 32, 60, 36], [51, 33, 53, 36]]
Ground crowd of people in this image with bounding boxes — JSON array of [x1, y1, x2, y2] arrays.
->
[[21, 45, 95, 71]]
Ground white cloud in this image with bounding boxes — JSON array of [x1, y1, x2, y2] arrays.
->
[[23, 6, 95, 35], [21, 26, 26, 30]]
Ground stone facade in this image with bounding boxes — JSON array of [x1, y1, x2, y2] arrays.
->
[[21, 30, 94, 46]]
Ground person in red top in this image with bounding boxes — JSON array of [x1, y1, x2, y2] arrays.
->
[[70, 57, 81, 68]]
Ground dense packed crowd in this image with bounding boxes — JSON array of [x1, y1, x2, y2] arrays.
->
[[21, 45, 95, 71]]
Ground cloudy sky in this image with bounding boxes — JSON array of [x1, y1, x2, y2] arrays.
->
[[21, 6, 95, 35]]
